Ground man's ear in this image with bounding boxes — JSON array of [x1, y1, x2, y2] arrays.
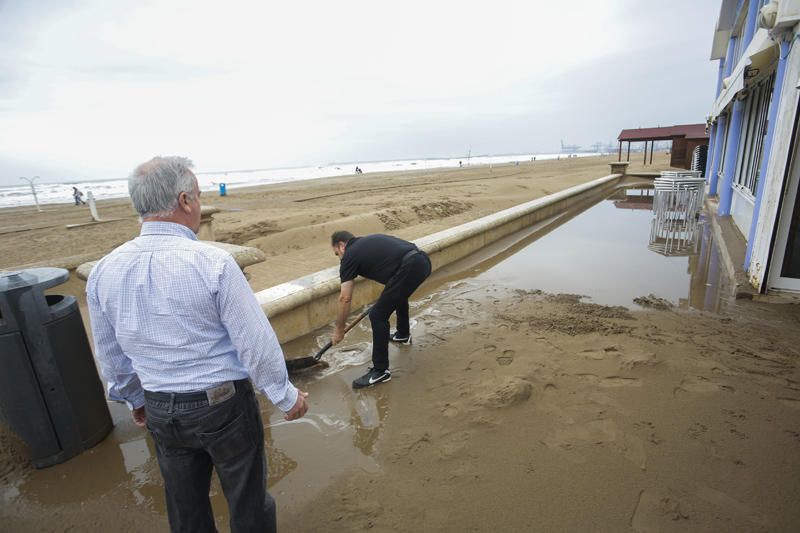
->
[[178, 192, 191, 213]]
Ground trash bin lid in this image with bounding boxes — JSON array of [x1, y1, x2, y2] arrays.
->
[[0, 267, 69, 293]]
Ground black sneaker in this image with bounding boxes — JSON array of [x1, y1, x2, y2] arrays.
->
[[390, 332, 412, 345], [352, 367, 391, 389]]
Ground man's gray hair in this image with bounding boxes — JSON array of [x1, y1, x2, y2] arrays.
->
[[128, 156, 197, 218]]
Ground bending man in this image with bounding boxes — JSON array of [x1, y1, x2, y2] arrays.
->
[[87, 156, 308, 533], [331, 231, 432, 389]]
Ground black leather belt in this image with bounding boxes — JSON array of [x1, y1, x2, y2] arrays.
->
[[144, 379, 249, 407]]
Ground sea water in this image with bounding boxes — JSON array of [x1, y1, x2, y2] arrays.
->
[[0, 152, 600, 208]]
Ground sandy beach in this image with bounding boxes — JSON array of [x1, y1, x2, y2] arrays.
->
[[2, 154, 800, 532], [1, 155, 653, 290]]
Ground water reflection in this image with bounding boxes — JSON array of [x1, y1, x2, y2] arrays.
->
[[471, 187, 732, 312], [648, 181, 703, 257], [12, 402, 164, 510], [350, 388, 390, 456], [608, 187, 654, 210]]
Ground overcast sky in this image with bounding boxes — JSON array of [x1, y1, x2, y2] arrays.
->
[[0, 0, 721, 185]]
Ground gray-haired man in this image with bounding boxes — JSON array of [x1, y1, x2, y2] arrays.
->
[[87, 156, 308, 532]]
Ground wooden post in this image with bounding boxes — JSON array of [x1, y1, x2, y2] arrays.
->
[[643, 141, 647, 165], [650, 141, 654, 165], [87, 191, 101, 222], [627, 141, 631, 161], [618, 141, 622, 161]]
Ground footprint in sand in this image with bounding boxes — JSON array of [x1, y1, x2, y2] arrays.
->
[[674, 376, 735, 395], [496, 349, 515, 366], [542, 418, 647, 469], [574, 373, 642, 387], [440, 403, 460, 418], [687, 422, 707, 439], [722, 408, 747, 420], [579, 349, 607, 360], [578, 345, 624, 360], [633, 421, 663, 445], [437, 432, 471, 461], [725, 424, 749, 440], [631, 489, 693, 531], [619, 351, 659, 369], [778, 397, 800, 410], [784, 430, 800, 443], [602, 376, 642, 387], [389, 432, 432, 463], [476, 377, 532, 408]]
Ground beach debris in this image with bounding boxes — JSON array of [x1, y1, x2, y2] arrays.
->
[[633, 294, 674, 310]]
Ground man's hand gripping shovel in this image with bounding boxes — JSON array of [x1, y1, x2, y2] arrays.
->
[[285, 307, 370, 373]]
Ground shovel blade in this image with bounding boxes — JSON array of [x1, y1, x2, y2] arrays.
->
[[285, 356, 324, 373]]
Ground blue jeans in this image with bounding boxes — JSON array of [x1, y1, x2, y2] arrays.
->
[[144, 379, 275, 533]]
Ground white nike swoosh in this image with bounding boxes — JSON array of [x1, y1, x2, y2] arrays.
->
[[369, 375, 386, 384]]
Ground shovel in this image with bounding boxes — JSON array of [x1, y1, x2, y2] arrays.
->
[[285, 307, 371, 373]]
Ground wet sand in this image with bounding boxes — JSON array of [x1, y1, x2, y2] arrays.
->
[[2, 153, 800, 531], [283, 281, 800, 532]]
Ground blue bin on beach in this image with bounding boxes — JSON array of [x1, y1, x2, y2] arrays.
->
[[219, 183, 227, 196]]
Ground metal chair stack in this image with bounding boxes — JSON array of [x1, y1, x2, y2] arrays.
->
[[649, 171, 706, 256]]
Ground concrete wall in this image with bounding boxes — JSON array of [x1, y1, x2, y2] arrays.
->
[[256, 173, 629, 343]]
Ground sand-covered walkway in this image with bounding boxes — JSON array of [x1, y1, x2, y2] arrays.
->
[[2, 154, 799, 532]]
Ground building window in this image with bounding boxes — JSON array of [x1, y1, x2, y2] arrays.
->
[[734, 73, 775, 196], [718, 113, 731, 178], [731, 36, 743, 68]]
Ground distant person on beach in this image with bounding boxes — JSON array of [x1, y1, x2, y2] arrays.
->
[[72, 187, 86, 205], [459, 161, 462, 167], [330, 231, 432, 389], [355, 166, 363, 174], [87, 156, 308, 533]]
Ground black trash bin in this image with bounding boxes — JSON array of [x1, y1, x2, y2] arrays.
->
[[0, 268, 112, 468]]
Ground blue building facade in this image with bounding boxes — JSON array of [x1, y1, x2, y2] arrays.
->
[[707, 0, 800, 293]]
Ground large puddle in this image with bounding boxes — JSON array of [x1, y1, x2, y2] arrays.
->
[[2, 185, 736, 526], [471, 187, 730, 312]]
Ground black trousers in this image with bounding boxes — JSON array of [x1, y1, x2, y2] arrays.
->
[[369, 250, 432, 371], [144, 379, 275, 533]]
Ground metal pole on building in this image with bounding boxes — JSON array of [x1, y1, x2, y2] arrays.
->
[[708, 114, 726, 196], [650, 141, 654, 165], [20, 176, 43, 212], [705, 124, 716, 183], [719, 99, 745, 215]]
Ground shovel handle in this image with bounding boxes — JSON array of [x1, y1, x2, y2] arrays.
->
[[313, 307, 370, 361]]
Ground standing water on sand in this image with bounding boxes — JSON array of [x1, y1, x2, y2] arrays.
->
[[474, 187, 728, 311]]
